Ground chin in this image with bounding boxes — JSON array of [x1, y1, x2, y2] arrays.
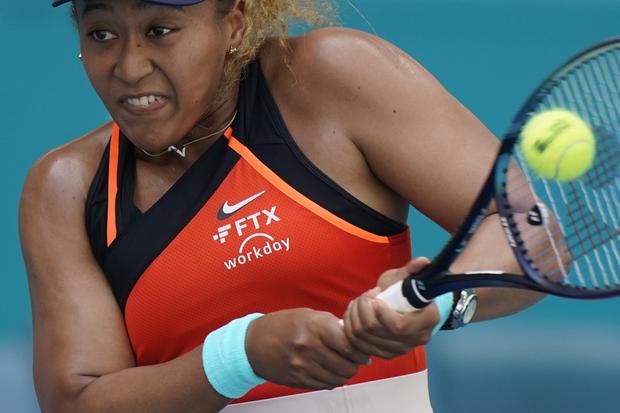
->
[[119, 123, 178, 153]]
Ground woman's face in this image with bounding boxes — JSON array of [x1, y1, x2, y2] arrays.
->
[[75, 0, 240, 151]]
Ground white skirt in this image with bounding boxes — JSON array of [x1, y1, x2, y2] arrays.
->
[[223, 371, 433, 413]]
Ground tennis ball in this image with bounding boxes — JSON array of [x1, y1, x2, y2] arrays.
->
[[520, 109, 596, 181]]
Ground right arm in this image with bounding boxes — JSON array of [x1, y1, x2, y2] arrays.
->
[[20, 141, 368, 413], [20, 145, 230, 413]]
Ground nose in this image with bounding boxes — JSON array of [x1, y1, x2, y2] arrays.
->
[[113, 40, 154, 85]]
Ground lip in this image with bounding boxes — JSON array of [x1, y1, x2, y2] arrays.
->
[[118, 92, 169, 116]]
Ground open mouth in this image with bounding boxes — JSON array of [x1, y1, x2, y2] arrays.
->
[[126, 95, 164, 107], [120, 94, 168, 114]]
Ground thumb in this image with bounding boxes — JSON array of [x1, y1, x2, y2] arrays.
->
[[404, 257, 431, 274], [376, 257, 431, 290]]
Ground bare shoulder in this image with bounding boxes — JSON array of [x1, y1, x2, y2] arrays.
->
[[20, 122, 113, 278], [257, 28, 435, 222], [260, 28, 499, 232], [21, 122, 112, 209], [258, 27, 447, 148], [260, 27, 436, 111]]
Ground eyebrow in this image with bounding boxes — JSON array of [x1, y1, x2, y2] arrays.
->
[[81, 0, 187, 18]]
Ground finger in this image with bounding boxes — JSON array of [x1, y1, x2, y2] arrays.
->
[[376, 257, 430, 290], [376, 267, 408, 290], [344, 297, 367, 346], [404, 257, 431, 274], [322, 316, 371, 365], [347, 295, 408, 358], [373, 300, 436, 346], [292, 370, 343, 391], [302, 350, 360, 389], [344, 296, 380, 355], [342, 300, 362, 351], [357, 298, 416, 353], [357, 297, 413, 356], [358, 292, 414, 340], [313, 346, 361, 381], [376, 298, 439, 332], [376, 257, 432, 290]]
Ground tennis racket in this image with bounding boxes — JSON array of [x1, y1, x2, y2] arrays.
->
[[379, 37, 620, 313]]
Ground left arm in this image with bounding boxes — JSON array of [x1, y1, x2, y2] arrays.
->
[[294, 29, 541, 352], [323, 30, 541, 322], [450, 212, 543, 322]]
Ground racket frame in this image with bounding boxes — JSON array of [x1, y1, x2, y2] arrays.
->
[[400, 37, 620, 307]]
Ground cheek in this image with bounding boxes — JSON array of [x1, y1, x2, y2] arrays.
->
[[170, 37, 227, 108]]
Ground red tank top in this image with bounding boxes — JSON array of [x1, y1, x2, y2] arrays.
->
[[87, 61, 426, 403]]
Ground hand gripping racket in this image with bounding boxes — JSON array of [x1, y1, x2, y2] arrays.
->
[[380, 38, 620, 312]]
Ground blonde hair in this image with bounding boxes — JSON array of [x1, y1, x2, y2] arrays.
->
[[219, 0, 336, 93], [71, 0, 336, 108]]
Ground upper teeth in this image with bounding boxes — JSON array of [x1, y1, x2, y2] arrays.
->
[[127, 95, 161, 107]]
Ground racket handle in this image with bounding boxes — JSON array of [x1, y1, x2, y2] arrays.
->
[[376, 279, 431, 312]]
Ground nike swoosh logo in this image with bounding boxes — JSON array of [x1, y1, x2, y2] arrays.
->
[[217, 190, 266, 220]]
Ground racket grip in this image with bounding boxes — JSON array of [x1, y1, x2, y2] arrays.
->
[[376, 279, 431, 312], [339, 279, 431, 326]]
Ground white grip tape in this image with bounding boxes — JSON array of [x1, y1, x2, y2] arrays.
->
[[376, 280, 422, 312]]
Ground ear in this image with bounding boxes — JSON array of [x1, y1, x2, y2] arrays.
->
[[224, 0, 246, 50]]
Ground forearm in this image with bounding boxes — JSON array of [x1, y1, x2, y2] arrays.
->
[[448, 213, 544, 322], [70, 346, 230, 413]]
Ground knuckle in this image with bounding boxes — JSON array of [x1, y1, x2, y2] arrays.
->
[[360, 318, 380, 334], [341, 344, 355, 357], [289, 355, 307, 373], [418, 330, 433, 345], [350, 324, 365, 338], [291, 336, 311, 353], [389, 319, 407, 336]]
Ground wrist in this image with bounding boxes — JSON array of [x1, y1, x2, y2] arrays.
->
[[441, 288, 478, 330], [431, 292, 455, 336], [202, 313, 266, 399]]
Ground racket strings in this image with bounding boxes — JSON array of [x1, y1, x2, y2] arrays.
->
[[583, 130, 620, 188], [564, 183, 617, 256], [505, 45, 620, 290]]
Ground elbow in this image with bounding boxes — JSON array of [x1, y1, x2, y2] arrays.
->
[[35, 371, 98, 413]]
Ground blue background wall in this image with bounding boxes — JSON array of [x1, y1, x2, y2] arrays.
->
[[2, 0, 619, 412]]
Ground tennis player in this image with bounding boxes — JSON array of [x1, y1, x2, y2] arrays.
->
[[20, 1, 542, 412]]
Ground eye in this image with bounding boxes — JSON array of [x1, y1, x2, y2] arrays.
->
[[147, 26, 174, 38], [88, 30, 117, 42]]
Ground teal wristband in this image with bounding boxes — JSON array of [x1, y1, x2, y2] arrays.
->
[[432, 293, 455, 336], [202, 313, 266, 399]]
